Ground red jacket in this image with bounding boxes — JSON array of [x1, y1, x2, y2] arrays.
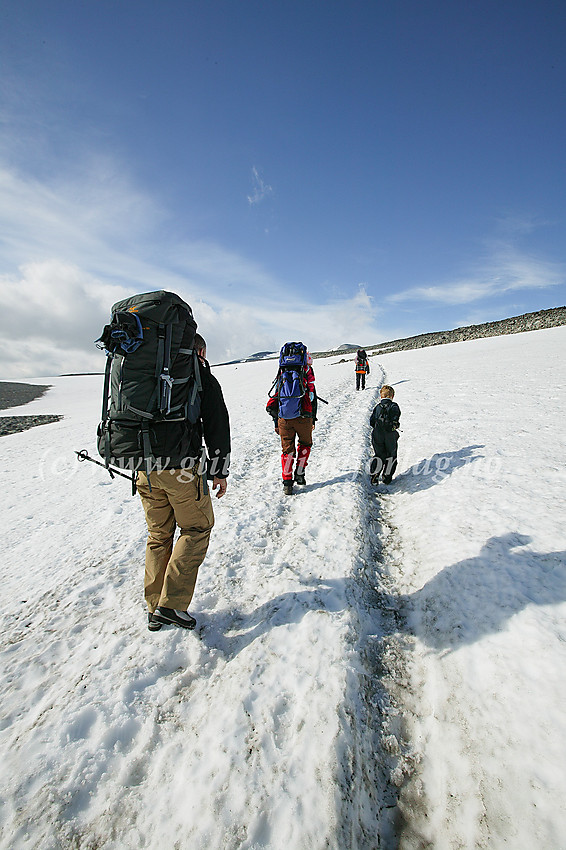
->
[[301, 366, 316, 415]]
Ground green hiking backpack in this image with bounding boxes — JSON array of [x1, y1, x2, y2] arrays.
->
[[96, 291, 201, 481]]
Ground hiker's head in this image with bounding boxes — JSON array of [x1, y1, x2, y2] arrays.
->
[[380, 385, 395, 399], [307, 352, 313, 366], [194, 333, 207, 360]]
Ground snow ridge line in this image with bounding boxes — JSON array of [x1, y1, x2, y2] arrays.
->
[[272, 366, 398, 847], [225, 360, 412, 848], [330, 362, 422, 850], [196, 365, 398, 846], [166, 370, 385, 847], [322, 364, 406, 848], [345, 472, 419, 850]]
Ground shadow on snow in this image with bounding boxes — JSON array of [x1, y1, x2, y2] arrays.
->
[[392, 532, 566, 651]]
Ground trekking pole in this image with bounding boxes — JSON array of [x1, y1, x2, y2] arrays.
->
[[316, 396, 329, 404], [75, 450, 137, 494]]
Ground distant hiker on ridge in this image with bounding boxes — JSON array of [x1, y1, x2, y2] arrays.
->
[[266, 342, 317, 496], [370, 384, 401, 485], [355, 349, 370, 390]]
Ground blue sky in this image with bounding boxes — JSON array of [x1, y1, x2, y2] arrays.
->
[[1, 0, 566, 376]]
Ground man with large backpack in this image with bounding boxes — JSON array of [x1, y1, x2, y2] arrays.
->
[[96, 292, 230, 632], [266, 342, 316, 495], [355, 349, 370, 390]]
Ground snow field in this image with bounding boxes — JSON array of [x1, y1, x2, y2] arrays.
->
[[1, 326, 566, 849], [0, 356, 398, 849], [374, 327, 566, 850], [205, 357, 394, 848]]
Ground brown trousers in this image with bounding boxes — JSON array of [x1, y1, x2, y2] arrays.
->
[[278, 417, 313, 454], [137, 468, 214, 612]]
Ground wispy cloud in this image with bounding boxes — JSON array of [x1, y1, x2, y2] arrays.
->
[[387, 244, 566, 307], [0, 160, 382, 377], [208, 284, 379, 359], [0, 161, 164, 281], [247, 166, 273, 206]]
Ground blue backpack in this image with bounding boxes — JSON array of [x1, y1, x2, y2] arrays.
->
[[269, 342, 308, 419]]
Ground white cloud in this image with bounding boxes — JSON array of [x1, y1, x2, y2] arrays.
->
[[0, 260, 129, 378], [247, 166, 273, 206], [0, 161, 383, 378], [0, 337, 102, 380], [194, 285, 380, 364], [0, 261, 381, 377], [387, 245, 566, 307]]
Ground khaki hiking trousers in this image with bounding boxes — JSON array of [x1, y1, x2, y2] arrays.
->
[[137, 468, 214, 613]]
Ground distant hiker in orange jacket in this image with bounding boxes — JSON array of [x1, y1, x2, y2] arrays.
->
[[355, 349, 370, 390]]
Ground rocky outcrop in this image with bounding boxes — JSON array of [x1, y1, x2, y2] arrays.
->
[[315, 306, 566, 360], [0, 415, 63, 437], [0, 382, 62, 437], [0, 382, 50, 411]]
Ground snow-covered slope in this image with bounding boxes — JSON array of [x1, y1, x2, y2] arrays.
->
[[374, 326, 566, 850], [0, 326, 565, 850]]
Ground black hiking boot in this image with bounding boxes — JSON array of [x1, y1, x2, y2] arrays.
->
[[382, 475, 393, 485], [283, 480, 294, 496], [152, 607, 197, 630], [148, 612, 163, 632], [294, 471, 306, 485]]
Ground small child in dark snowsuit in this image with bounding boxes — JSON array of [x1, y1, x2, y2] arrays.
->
[[370, 385, 401, 484]]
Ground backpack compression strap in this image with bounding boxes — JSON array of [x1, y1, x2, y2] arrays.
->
[[157, 322, 173, 414], [101, 353, 113, 469]]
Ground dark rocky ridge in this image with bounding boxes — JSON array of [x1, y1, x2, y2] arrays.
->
[[0, 415, 63, 437], [314, 305, 566, 360], [0, 382, 51, 411], [1, 306, 564, 437], [0, 382, 62, 437]]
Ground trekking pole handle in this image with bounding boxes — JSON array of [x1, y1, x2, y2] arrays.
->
[[75, 450, 135, 482], [76, 449, 100, 464]]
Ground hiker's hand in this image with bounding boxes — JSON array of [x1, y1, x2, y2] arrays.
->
[[213, 477, 227, 498]]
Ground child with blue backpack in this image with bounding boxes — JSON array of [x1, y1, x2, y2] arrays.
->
[[267, 343, 317, 495]]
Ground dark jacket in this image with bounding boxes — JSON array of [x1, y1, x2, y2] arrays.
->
[[370, 398, 401, 432], [193, 358, 231, 478]]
